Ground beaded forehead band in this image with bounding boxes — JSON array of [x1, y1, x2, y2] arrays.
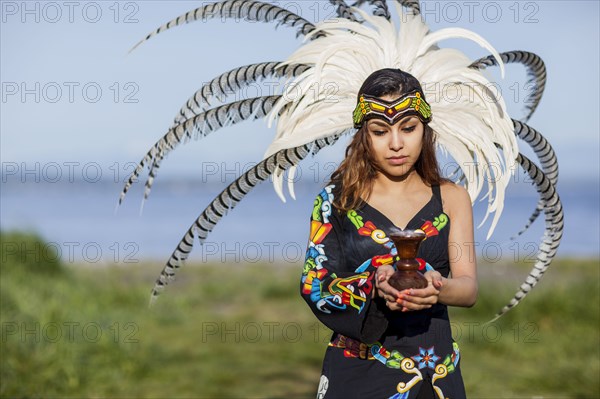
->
[[353, 91, 432, 128]]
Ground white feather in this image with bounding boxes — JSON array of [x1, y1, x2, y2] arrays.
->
[[272, 170, 286, 203], [287, 166, 298, 200]]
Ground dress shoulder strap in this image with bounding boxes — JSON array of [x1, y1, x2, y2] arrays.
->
[[432, 184, 443, 211]]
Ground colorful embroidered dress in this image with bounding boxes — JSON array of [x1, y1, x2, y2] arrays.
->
[[301, 184, 465, 399]]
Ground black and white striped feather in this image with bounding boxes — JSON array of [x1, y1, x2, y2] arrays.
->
[[149, 134, 341, 304], [129, 0, 321, 53], [119, 96, 281, 205], [513, 120, 558, 184], [353, 0, 391, 20], [140, 153, 165, 213], [470, 51, 546, 122], [141, 63, 311, 202], [329, 0, 360, 22], [395, 0, 420, 15], [172, 62, 310, 126], [491, 153, 563, 321], [509, 119, 559, 239]]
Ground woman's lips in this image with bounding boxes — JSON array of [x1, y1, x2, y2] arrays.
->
[[387, 156, 408, 165]]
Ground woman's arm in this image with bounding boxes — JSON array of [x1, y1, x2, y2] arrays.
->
[[395, 183, 478, 310], [301, 186, 389, 342], [437, 183, 478, 307]]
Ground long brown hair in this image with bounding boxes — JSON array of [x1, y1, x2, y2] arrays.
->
[[330, 68, 447, 211]]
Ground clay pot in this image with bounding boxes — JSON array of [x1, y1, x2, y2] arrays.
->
[[387, 230, 428, 291]]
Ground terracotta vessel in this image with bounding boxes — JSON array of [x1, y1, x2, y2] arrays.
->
[[388, 230, 428, 291]]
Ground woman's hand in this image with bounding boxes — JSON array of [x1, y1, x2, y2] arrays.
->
[[396, 270, 444, 311], [374, 265, 404, 311]]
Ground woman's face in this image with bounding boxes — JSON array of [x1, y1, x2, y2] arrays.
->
[[366, 107, 424, 179]]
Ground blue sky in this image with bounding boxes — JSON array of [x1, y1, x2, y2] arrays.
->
[[1, 0, 599, 183]]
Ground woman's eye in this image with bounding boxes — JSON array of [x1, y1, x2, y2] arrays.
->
[[372, 130, 386, 136], [403, 125, 416, 133]]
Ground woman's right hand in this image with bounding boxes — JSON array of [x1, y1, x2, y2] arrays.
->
[[374, 265, 404, 311]]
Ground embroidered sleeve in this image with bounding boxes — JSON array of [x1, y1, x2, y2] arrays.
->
[[300, 185, 388, 343]]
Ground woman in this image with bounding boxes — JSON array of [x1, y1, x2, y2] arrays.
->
[[301, 69, 477, 398]]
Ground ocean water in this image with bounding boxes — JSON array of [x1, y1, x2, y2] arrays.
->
[[1, 176, 598, 267]]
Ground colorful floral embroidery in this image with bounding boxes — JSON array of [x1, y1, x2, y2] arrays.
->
[[347, 209, 364, 229], [309, 220, 332, 245], [330, 335, 461, 399], [323, 272, 373, 313], [412, 346, 440, 370], [420, 213, 449, 239], [358, 221, 390, 244], [302, 185, 375, 314], [420, 220, 439, 238]]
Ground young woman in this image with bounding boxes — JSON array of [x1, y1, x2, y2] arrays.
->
[[301, 69, 477, 398]]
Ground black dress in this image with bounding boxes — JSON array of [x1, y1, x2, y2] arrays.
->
[[301, 184, 466, 399]]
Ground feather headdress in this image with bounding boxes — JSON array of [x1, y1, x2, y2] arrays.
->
[[265, 6, 517, 237], [120, 0, 562, 321]]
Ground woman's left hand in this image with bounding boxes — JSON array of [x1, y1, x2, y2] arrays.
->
[[396, 270, 444, 311]]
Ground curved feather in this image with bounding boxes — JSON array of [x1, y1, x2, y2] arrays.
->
[[140, 152, 164, 212], [513, 120, 558, 185], [142, 63, 311, 204], [130, 0, 320, 53], [512, 205, 543, 241], [490, 153, 563, 321], [149, 135, 341, 304], [353, 0, 391, 20], [329, 0, 360, 22], [119, 96, 281, 205], [395, 0, 420, 15], [418, 28, 506, 77], [470, 51, 547, 122], [510, 119, 559, 238], [173, 62, 310, 125]]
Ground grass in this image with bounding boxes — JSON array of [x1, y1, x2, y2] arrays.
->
[[451, 258, 600, 398], [1, 232, 599, 398]]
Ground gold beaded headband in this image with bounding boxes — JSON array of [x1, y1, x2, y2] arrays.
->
[[353, 91, 432, 128]]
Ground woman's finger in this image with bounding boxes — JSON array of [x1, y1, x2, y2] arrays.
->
[[397, 300, 432, 311], [398, 290, 438, 306], [400, 287, 438, 299], [378, 280, 401, 299], [386, 300, 403, 311]]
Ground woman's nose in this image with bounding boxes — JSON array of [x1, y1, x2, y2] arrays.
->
[[389, 130, 403, 150]]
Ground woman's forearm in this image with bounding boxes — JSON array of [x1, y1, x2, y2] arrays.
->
[[438, 275, 478, 307]]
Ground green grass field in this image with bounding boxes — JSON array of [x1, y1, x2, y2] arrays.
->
[[1, 232, 599, 398]]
